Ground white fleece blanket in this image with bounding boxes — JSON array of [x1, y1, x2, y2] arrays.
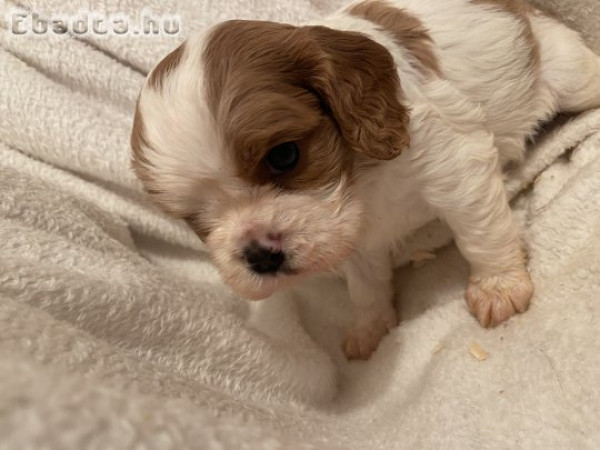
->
[[1, 0, 600, 448]]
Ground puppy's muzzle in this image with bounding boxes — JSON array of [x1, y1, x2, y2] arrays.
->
[[243, 241, 285, 274]]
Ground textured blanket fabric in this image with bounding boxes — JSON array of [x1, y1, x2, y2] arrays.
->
[[1, 0, 599, 448]]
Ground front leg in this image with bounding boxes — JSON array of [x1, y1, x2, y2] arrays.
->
[[418, 128, 533, 327], [341, 250, 398, 360]]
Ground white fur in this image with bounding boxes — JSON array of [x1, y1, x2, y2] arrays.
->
[[136, 0, 600, 358]]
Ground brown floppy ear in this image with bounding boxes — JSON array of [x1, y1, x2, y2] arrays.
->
[[303, 26, 410, 160]]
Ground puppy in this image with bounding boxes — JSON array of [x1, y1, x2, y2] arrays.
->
[[131, 0, 600, 359]]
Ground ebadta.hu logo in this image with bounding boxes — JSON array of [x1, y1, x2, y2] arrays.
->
[[8, 8, 181, 37]]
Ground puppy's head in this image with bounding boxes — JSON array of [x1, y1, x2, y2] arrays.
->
[[131, 20, 409, 299]]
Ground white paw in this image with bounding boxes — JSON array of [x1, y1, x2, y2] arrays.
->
[[342, 307, 399, 360], [466, 270, 533, 328]]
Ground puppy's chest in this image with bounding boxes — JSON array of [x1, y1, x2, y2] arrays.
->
[[358, 164, 435, 252]]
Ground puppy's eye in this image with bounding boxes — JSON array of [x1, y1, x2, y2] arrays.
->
[[265, 141, 300, 175]]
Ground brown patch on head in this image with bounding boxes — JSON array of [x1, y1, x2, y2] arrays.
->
[[203, 20, 409, 189], [147, 42, 186, 90], [348, 1, 441, 77], [471, 0, 540, 71]]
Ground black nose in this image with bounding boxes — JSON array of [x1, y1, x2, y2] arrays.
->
[[243, 242, 285, 274]]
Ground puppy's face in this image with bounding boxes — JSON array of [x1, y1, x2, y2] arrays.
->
[[132, 20, 409, 299]]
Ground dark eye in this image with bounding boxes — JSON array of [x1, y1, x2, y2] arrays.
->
[[265, 141, 300, 175]]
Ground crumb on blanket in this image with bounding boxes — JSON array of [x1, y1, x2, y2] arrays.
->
[[469, 341, 489, 361]]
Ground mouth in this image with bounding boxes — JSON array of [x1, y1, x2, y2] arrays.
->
[[239, 267, 306, 300], [246, 255, 297, 277], [249, 262, 297, 277], [225, 242, 353, 300]]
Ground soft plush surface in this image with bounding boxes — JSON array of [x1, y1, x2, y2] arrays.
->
[[1, 0, 599, 448], [528, 0, 600, 50]]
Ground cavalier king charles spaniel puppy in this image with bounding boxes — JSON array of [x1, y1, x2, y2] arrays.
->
[[131, 0, 600, 359]]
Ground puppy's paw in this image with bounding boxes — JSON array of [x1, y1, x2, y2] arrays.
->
[[466, 270, 533, 328], [342, 307, 399, 360]]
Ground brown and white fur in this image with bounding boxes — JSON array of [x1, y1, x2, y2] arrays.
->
[[131, 0, 600, 360]]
